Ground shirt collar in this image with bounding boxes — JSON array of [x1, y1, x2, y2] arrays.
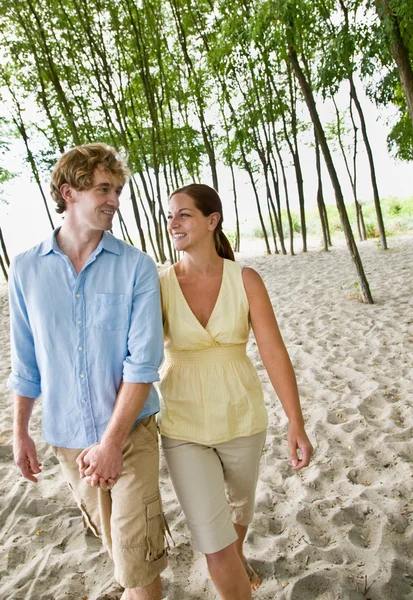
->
[[39, 228, 121, 257], [100, 231, 121, 255], [39, 227, 60, 256]]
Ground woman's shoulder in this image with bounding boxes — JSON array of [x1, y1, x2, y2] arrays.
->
[[225, 260, 261, 286], [159, 266, 176, 304], [241, 266, 266, 300], [241, 266, 262, 283], [223, 258, 243, 275]]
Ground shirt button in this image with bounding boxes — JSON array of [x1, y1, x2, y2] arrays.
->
[[76, 294, 80, 298], [77, 320, 81, 325], [81, 399, 86, 403], [78, 346, 83, 351], [80, 373, 85, 378]]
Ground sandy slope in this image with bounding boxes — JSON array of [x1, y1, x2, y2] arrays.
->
[[0, 236, 412, 600]]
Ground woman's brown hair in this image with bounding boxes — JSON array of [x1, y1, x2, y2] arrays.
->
[[170, 183, 235, 261]]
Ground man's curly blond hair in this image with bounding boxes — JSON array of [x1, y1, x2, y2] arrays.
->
[[50, 143, 130, 214]]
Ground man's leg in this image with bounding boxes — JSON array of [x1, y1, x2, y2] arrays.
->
[[52, 417, 166, 598], [111, 416, 166, 599], [120, 575, 161, 599], [51, 445, 112, 548]]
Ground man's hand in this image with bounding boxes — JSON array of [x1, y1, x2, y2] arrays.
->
[[287, 423, 313, 471], [13, 433, 42, 483], [76, 442, 123, 488], [76, 442, 97, 478]]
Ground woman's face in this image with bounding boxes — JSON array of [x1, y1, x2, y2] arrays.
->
[[168, 193, 217, 252]]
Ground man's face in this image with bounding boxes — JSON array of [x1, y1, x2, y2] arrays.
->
[[70, 167, 123, 231]]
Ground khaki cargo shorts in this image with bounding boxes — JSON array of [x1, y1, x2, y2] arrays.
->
[[52, 415, 167, 589]]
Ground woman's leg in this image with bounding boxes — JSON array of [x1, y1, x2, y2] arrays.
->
[[162, 437, 250, 598], [214, 430, 267, 591], [205, 541, 252, 600], [233, 523, 261, 591]]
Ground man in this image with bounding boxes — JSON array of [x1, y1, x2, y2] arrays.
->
[[8, 143, 167, 600]]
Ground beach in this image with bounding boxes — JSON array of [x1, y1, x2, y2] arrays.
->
[[1, 235, 412, 600]]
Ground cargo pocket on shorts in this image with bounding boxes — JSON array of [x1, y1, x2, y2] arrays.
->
[[145, 495, 167, 562]]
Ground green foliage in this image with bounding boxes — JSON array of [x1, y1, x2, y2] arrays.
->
[[388, 199, 402, 215], [371, 0, 413, 160], [281, 210, 301, 236], [246, 196, 413, 242], [364, 221, 380, 238], [0, 0, 412, 258], [314, 196, 413, 237], [387, 104, 413, 161], [0, 118, 17, 195]]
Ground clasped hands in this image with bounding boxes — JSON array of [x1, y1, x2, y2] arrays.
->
[[76, 440, 123, 489], [75, 424, 313, 489]]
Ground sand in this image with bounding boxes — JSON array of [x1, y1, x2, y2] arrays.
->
[[0, 235, 412, 600]]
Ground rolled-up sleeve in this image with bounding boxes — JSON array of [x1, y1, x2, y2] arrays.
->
[[7, 260, 42, 398], [123, 254, 164, 383]]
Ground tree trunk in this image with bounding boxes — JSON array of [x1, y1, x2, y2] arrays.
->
[[262, 159, 280, 253], [0, 252, 7, 281], [117, 210, 134, 246], [25, 0, 81, 144], [5, 86, 55, 230], [349, 76, 387, 249], [289, 44, 373, 303], [229, 163, 241, 252], [349, 99, 367, 241], [273, 134, 295, 255], [129, 181, 147, 253], [286, 67, 307, 252], [136, 170, 165, 263], [0, 226, 10, 267], [169, 0, 218, 190], [216, 76, 270, 253], [375, 0, 413, 128], [21, 125, 55, 230], [241, 147, 271, 254], [314, 132, 329, 252], [266, 196, 279, 254], [266, 160, 286, 254], [332, 96, 366, 242], [279, 108, 307, 252]]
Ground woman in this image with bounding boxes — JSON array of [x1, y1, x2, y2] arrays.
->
[[159, 183, 313, 600]]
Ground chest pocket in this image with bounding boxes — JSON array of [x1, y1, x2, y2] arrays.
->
[[94, 293, 129, 331]]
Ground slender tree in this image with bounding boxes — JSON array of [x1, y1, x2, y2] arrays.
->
[[375, 0, 413, 127]]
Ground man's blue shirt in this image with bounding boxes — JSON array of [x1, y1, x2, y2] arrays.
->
[[7, 229, 163, 448]]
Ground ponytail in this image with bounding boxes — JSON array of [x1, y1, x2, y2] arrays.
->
[[214, 228, 235, 261]]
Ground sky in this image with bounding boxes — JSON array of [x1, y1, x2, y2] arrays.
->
[[1, 82, 412, 260]]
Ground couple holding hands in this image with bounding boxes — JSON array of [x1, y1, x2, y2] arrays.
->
[[9, 143, 312, 599]]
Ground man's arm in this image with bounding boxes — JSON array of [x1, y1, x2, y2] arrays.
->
[[13, 394, 42, 482], [77, 254, 163, 486], [8, 260, 43, 482], [77, 382, 151, 486]]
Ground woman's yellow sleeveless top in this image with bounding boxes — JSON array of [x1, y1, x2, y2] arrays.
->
[[159, 259, 268, 444]]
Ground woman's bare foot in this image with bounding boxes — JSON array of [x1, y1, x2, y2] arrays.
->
[[243, 559, 262, 592]]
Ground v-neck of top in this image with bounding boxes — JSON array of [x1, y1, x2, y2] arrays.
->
[[171, 260, 226, 331]]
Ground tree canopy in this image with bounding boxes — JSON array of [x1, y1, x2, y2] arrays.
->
[[1, 0, 412, 299]]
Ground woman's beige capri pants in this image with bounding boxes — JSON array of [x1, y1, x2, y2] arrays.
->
[[162, 429, 266, 554]]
